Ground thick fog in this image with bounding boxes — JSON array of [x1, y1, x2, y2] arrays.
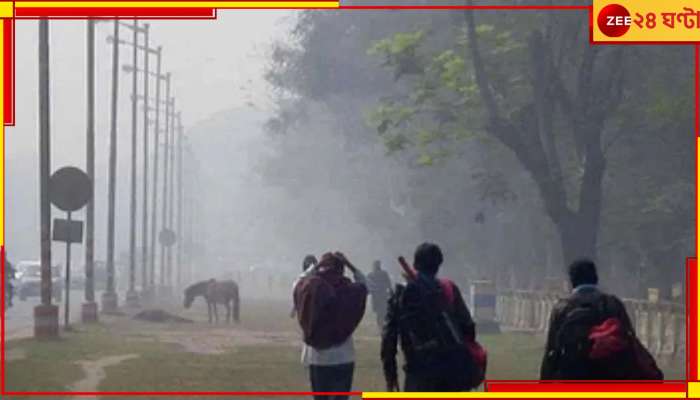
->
[[6, 10, 693, 300]]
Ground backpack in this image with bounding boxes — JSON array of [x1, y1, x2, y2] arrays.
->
[[440, 279, 487, 389], [552, 297, 605, 379], [551, 294, 663, 380], [397, 277, 476, 389]]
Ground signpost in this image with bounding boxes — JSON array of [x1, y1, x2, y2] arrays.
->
[[50, 166, 92, 330]]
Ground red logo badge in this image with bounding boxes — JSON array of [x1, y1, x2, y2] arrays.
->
[[597, 4, 632, 37]]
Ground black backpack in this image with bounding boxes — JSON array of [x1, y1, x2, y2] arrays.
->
[[397, 279, 473, 386], [552, 295, 610, 379]]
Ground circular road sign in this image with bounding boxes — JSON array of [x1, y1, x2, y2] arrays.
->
[[49, 166, 92, 212], [159, 229, 177, 247]]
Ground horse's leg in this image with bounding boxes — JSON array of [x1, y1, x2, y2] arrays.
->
[[225, 300, 231, 324], [213, 302, 219, 323]]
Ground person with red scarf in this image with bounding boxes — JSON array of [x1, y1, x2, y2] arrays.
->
[[293, 252, 368, 400]]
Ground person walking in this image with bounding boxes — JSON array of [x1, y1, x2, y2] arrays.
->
[[293, 252, 368, 400], [381, 243, 480, 392], [540, 258, 663, 380], [367, 260, 392, 328]]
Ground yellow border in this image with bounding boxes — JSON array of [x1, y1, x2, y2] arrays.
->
[[14, 1, 339, 9], [363, 392, 687, 399]]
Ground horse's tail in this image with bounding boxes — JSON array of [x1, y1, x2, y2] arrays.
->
[[233, 283, 240, 323]]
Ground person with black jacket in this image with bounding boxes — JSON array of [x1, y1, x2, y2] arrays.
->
[[381, 243, 476, 392], [540, 258, 661, 380]]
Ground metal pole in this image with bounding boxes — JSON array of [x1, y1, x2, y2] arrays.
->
[[141, 24, 150, 298], [149, 47, 162, 290], [36, 19, 59, 338], [166, 107, 176, 287], [126, 19, 139, 307], [64, 211, 72, 329], [84, 20, 96, 315], [103, 20, 120, 312], [39, 20, 52, 308], [159, 80, 171, 291], [176, 116, 183, 288]]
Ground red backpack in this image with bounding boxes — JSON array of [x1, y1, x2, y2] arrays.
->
[[439, 278, 488, 388], [588, 316, 663, 380]]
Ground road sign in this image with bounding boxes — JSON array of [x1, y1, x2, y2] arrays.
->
[[159, 229, 177, 247], [52, 218, 83, 243], [49, 167, 92, 212]]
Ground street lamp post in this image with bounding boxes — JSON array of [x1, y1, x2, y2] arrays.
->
[[124, 19, 142, 308], [166, 109, 177, 287], [82, 20, 98, 323], [110, 20, 149, 309], [101, 20, 120, 313], [159, 84, 173, 294], [151, 53, 164, 293], [108, 27, 153, 304], [176, 115, 184, 288], [34, 19, 59, 338], [140, 24, 151, 302]]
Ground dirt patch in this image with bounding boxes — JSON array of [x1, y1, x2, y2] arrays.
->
[[150, 327, 298, 355], [70, 354, 139, 398], [133, 309, 194, 323]]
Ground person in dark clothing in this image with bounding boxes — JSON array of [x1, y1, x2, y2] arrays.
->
[[539, 258, 648, 380], [367, 260, 392, 328], [381, 243, 476, 392]]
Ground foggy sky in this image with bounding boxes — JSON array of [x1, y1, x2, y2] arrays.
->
[[7, 12, 292, 262]]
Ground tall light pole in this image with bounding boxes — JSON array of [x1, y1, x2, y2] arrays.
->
[[176, 114, 184, 288], [108, 24, 151, 305], [109, 29, 157, 301], [125, 20, 142, 308], [82, 20, 98, 323], [101, 20, 120, 313], [140, 24, 151, 301], [35, 19, 59, 338], [159, 84, 172, 293], [166, 109, 177, 287], [147, 47, 163, 293]]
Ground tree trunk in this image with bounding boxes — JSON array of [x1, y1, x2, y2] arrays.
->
[[463, 7, 621, 272]]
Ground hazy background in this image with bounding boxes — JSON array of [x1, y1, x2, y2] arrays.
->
[[5, 8, 694, 298]]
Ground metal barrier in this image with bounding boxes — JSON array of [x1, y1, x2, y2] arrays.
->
[[494, 289, 685, 359]]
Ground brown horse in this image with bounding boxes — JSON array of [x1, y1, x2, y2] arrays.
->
[[184, 279, 240, 323]]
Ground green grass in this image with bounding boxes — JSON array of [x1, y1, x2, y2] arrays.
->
[[4, 299, 686, 399]]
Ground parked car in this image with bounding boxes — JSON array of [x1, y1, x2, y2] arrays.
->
[[16, 261, 63, 302]]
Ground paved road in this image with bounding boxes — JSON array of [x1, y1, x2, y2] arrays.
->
[[5, 289, 88, 340]]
